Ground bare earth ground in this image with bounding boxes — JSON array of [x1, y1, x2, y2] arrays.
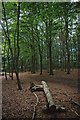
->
[[2, 69, 80, 119]]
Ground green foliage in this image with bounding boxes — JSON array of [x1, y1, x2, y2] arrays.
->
[[2, 2, 79, 72]]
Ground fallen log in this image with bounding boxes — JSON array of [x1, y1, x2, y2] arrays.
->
[[30, 81, 66, 113], [41, 81, 56, 110]]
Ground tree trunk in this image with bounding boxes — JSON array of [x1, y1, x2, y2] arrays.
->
[[31, 25, 35, 74], [3, 40, 7, 80], [64, 55, 67, 72], [7, 48, 13, 80], [45, 21, 53, 74], [40, 54, 42, 75], [2, 2, 14, 79], [49, 20, 53, 75], [45, 21, 49, 73], [65, 13, 70, 74], [15, 71, 22, 90], [37, 27, 43, 75], [15, 2, 22, 90]]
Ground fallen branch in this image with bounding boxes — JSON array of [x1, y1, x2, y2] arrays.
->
[[70, 99, 80, 107], [71, 108, 80, 117], [32, 92, 39, 120]]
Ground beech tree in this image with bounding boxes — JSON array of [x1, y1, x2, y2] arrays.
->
[[1, 2, 79, 88]]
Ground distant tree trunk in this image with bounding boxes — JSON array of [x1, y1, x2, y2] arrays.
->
[[24, 61, 27, 72], [64, 12, 70, 74], [3, 40, 7, 80], [61, 31, 67, 72], [31, 55, 35, 74], [7, 48, 10, 74], [64, 54, 67, 72], [45, 21, 50, 73], [38, 42, 43, 75], [48, 20, 53, 75], [31, 25, 35, 74], [38, 40, 42, 75], [15, 2, 22, 90], [36, 27, 43, 75], [39, 52, 42, 75], [47, 48, 49, 73]]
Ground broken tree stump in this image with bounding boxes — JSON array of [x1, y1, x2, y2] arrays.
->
[[41, 81, 56, 111]]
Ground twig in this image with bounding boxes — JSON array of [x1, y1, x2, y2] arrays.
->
[[32, 92, 39, 120], [70, 108, 80, 117], [70, 98, 80, 107]]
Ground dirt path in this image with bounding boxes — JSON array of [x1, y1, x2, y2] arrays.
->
[[2, 70, 80, 119]]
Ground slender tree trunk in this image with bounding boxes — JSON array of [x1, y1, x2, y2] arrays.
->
[[15, 2, 22, 90], [65, 13, 70, 74], [47, 47, 49, 73], [37, 27, 43, 75], [49, 20, 53, 75], [2, 2, 14, 78], [46, 20, 53, 75], [45, 21, 49, 73], [7, 48, 13, 80], [31, 25, 35, 74], [38, 42, 43, 75], [3, 40, 7, 80]]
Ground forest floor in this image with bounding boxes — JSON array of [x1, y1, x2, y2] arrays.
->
[[2, 69, 80, 120]]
